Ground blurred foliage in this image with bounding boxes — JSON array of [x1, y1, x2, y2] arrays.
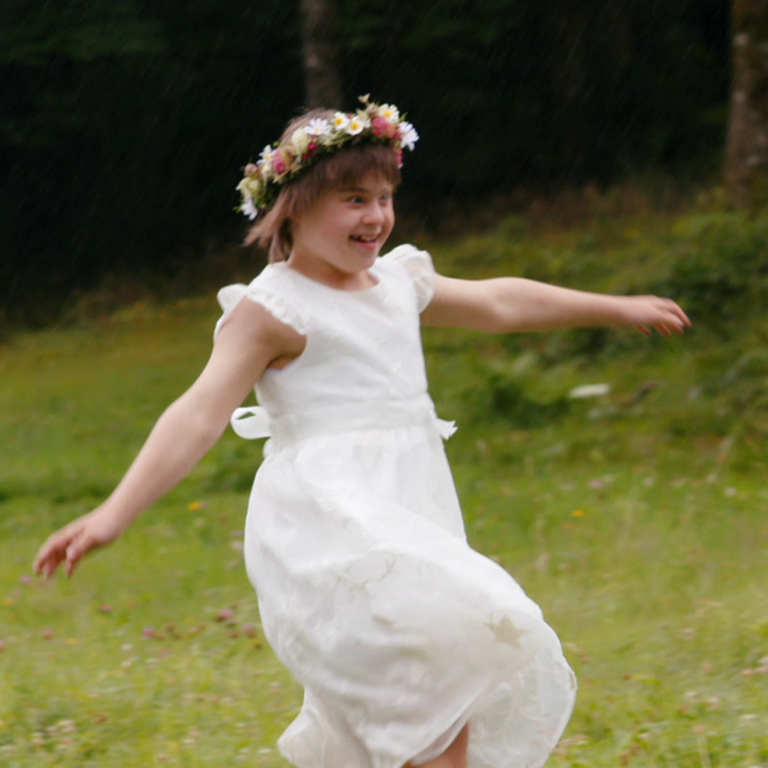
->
[[338, 0, 729, 189], [0, 0, 163, 71], [463, 352, 572, 428], [0, 0, 731, 326], [0, 0, 303, 326], [654, 212, 768, 322]]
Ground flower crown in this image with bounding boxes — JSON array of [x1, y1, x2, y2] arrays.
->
[[237, 95, 418, 220]]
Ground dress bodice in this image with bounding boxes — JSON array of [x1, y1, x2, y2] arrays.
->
[[215, 245, 440, 444]]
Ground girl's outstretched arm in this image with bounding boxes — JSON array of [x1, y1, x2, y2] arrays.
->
[[421, 275, 690, 335], [34, 300, 305, 579]]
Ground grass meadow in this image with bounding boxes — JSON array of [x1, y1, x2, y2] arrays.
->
[[1, 198, 767, 766]]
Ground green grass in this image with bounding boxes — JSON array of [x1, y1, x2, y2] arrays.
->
[[1, 202, 767, 767]]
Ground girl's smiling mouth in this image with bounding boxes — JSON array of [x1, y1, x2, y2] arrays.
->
[[351, 234, 381, 245]]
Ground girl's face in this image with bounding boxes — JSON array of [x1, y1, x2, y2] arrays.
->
[[288, 174, 395, 289]]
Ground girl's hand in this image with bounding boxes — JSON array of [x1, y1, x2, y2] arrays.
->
[[619, 295, 691, 336], [34, 506, 126, 579]]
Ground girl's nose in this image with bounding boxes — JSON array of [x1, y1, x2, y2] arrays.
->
[[362, 203, 385, 224]]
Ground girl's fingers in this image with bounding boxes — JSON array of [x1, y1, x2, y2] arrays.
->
[[663, 316, 687, 334], [65, 533, 91, 577], [65, 548, 82, 578], [34, 524, 83, 578], [34, 541, 58, 576], [629, 297, 690, 336], [663, 302, 690, 329], [36, 547, 65, 578]]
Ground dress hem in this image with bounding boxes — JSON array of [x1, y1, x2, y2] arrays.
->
[[278, 668, 576, 768]]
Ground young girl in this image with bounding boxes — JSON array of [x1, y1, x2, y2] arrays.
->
[[35, 97, 690, 768]]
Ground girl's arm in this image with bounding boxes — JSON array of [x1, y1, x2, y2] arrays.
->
[[34, 300, 305, 578], [421, 275, 690, 335]]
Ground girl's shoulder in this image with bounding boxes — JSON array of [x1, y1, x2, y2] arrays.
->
[[215, 263, 307, 339], [380, 244, 436, 312]]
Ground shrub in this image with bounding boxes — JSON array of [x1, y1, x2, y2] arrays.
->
[[655, 211, 768, 322]]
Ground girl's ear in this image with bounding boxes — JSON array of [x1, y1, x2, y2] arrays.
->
[[273, 218, 294, 262]]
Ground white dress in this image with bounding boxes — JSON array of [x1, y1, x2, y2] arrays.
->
[[215, 245, 576, 768]]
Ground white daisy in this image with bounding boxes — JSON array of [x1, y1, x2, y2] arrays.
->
[[259, 145, 275, 173], [380, 104, 400, 122], [399, 121, 419, 151], [304, 118, 332, 137], [332, 112, 351, 131], [346, 114, 370, 136]]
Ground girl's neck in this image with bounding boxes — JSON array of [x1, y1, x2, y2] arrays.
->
[[285, 253, 379, 292]]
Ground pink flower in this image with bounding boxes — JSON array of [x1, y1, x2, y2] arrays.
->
[[371, 116, 396, 138], [272, 150, 295, 176], [272, 153, 288, 176], [396, 148, 404, 168], [244, 163, 259, 176]]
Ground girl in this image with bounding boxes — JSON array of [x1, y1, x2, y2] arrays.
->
[[35, 97, 690, 768]]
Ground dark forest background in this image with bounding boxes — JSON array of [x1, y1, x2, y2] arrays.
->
[[0, 0, 731, 325]]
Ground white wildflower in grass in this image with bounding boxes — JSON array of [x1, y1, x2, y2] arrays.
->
[[333, 112, 350, 131], [346, 114, 370, 136], [380, 104, 400, 122], [304, 118, 332, 137], [568, 383, 611, 399], [399, 121, 419, 151]]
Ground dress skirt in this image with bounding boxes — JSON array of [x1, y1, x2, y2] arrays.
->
[[241, 407, 576, 768]]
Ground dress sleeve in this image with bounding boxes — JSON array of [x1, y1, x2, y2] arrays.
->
[[383, 244, 436, 312], [214, 273, 307, 340]]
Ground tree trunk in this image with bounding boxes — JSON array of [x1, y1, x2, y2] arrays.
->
[[299, 0, 343, 110], [726, 0, 768, 207]]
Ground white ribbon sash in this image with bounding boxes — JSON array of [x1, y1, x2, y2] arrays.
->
[[230, 397, 456, 445]]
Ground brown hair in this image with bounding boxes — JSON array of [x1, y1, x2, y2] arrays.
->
[[245, 109, 402, 262]]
